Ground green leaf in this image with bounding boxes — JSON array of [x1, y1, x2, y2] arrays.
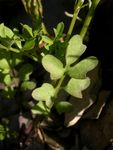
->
[[0, 124, 6, 140], [42, 55, 65, 80], [4, 74, 11, 86], [68, 56, 98, 79], [13, 35, 22, 49], [21, 81, 36, 91], [41, 35, 53, 45], [0, 132, 5, 140], [32, 83, 55, 102], [41, 35, 53, 50], [22, 39, 35, 51], [66, 35, 86, 65], [54, 22, 64, 39], [0, 23, 5, 38], [5, 26, 14, 38], [4, 74, 12, 86], [19, 63, 33, 81], [14, 39, 22, 49], [0, 59, 10, 70], [55, 101, 73, 114], [32, 83, 55, 108], [31, 101, 50, 115], [64, 77, 90, 98], [0, 52, 10, 71], [21, 24, 33, 37], [0, 38, 13, 49], [0, 23, 14, 38]]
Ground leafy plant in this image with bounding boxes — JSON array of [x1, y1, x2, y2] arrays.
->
[[32, 34, 98, 115], [0, 0, 101, 140], [0, 23, 38, 99], [0, 124, 9, 140], [30, 0, 100, 115], [0, 123, 16, 141]]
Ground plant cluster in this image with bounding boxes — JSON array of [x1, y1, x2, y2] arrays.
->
[[0, 0, 100, 140]]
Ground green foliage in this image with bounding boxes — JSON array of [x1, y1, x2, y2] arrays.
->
[[64, 77, 90, 98], [32, 83, 55, 109], [21, 24, 34, 38], [0, 0, 100, 124], [0, 23, 38, 98], [53, 22, 64, 40], [0, 124, 12, 140], [31, 33, 98, 115], [31, 101, 50, 115], [21, 81, 36, 91], [0, 22, 98, 115], [0, 23, 14, 39], [68, 56, 98, 79], [66, 35, 86, 65], [42, 55, 65, 80], [55, 101, 73, 114], [18, 63, 33, 81], [0, 124, 8, 140]]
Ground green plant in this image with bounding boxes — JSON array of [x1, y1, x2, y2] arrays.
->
[[31, 33, 98, 115], [0, 123, 16, 141], [0, 124, 9, 140], [0, 0, 100, 133], [0, 23, 38, 99], [30, 0, 100, 115]]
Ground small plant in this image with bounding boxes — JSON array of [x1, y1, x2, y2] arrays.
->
[[31, 33, 98, 115], [0, 0, 100, 142], [0, 122, 16, 141], [30, 0, 100, 115], [0, 23, 38, 99], [0, 124, 9, 140]]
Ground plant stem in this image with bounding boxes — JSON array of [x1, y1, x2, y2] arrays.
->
[[54, 0, 84, 99], [54, 75, 65, 99], [80, 0, 100, 40], [53, 0, 100, 102], [65, 0, 84, 41]]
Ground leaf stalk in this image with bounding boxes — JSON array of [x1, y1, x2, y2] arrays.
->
[[66, 0, 84, 41], [80, 0, 101, 39]]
